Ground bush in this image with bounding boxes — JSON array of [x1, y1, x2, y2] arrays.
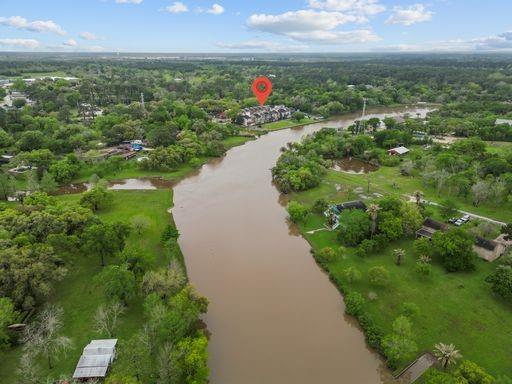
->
[[373, 234, 390, 251], [415, 261, 433, 279], [312, 198, 329, 214], [344, 292, 365, 316], [286, 201, 309, 223], [315, 247, 337, 263], [485, 265, 512, 302], [368, 266, 390, 286], [343, 266, 362, 283], [400, 302, 420, 319], [359, 239, 377, 255]]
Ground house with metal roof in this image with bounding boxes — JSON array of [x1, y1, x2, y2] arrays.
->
[[388, 146, 410, 156], [73, 339, 117, 380], [495, 118, 512, 126], [416, 218, 449, 239]]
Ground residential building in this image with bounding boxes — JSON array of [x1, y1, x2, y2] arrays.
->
[[388, 146, 410, 156], [73, 339, 118, 380], [238, 105, 293, 127]]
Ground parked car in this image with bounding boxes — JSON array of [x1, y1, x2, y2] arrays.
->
[[454, 219, 463, 227], [461, 214, 470, 222], [448, 217, 457, 224]]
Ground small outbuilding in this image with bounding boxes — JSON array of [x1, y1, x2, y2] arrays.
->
[[73, 339, 117, 381], [416, 218, 449, 239], [388, 146, 410, 156], [495, 118, 512, 126]]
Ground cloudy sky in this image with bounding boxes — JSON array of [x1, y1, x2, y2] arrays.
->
[[1, 0, 512, 52]]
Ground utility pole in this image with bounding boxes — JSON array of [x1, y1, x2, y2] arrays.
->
[[360, 97, 367, 135], [140, 92, 145, 109]]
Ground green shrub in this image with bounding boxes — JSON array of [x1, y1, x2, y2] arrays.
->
[[312, 198, 329, 214], [400, 302, 420, 319], [315, 247, 337, 263], [344, 292, 365, 317], [343, 266, 362, 283], [368, 266, 390, 287], [286, 201, 309, 223]]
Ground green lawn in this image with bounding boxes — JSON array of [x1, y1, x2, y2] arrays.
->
[[0, 190, 175, 382], [289, 183, 512, 377], [293, 165, 512, 223], [486, 141, 512, 155], [261, 118, 316, 131]]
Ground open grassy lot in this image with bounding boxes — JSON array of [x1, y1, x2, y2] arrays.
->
[[293, 165, 512, 223], [486, 141, 512, 155], [290, 177, 512, 377], [261, 118, 316, 131], [0, 189, 175, 382]]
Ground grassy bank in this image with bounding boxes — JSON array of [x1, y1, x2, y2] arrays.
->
[[288, 179, 512, 377], [0, 190, 175, 382], [0, 133, 256, 382], [261, 118, 317, 131], [72, 135, 254, 183], [293, 162, 512, 223]]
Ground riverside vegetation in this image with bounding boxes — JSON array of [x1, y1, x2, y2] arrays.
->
[[2, 54, 512, 383], [276, 124, 512, 382]]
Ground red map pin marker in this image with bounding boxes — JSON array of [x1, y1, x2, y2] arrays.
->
[[252, 76, 273, 106]]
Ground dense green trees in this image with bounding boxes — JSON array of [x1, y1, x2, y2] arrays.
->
[[432, 229, 477, 272], [486, 266, 512, 302], [81, 221, 131, 266]]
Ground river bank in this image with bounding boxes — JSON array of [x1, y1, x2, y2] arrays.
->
[[171, 106, 433, 384]]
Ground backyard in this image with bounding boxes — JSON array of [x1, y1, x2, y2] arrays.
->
[[289, 171, 512, 377], [0, 189, 176, 382]]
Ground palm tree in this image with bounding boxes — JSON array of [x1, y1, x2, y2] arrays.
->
[[433, 343, 462, 370], [413, 190, 423, 206], [366, 204, 380, 237], [394, 248, 406, 266]]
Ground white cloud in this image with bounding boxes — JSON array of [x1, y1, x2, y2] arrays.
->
[[376, 31, 512, 52], [115, 0, 143, 4], [248, 10, 365, 34], [207, 4, 225, 15], [0, 16, 66, 35], [0, 38, 40, 49], [80, 31, 101, 41], [286, 29, 380, 44], [308, 0, 385, 15], [247, 10, 377, 44], [63, 38, 78, 47], [215, 40, 307, 51], [386, 4, 433, 26], [165, 2, 188, 13]]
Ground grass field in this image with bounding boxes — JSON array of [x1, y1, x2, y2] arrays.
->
[[261, 118, 316, 131], [0, 190, 176, 382], [289, 173, 512, 377], [0, 133, 255, 382], [292, 163, 512, 223]]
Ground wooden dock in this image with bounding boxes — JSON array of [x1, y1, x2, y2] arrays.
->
[[395, 353, 437, 384]]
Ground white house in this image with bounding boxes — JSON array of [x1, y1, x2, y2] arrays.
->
[[388, 146, 410, 156], [495, 118, 512, 126], [73, 339, 118, 380]]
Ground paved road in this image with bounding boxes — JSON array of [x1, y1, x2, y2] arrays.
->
[[405, 195, 506, 226]]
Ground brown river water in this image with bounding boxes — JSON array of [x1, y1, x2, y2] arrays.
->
[[171, 106, 433, 384]]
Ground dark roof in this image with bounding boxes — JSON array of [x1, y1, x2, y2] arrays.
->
[[475, 236, 498, 251], [336, 200, 367, 212], [416, 228, 435, 238], [423, 218, 448, 231]]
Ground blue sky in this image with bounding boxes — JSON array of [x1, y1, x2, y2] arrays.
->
[[0, 0, 511, 52]]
